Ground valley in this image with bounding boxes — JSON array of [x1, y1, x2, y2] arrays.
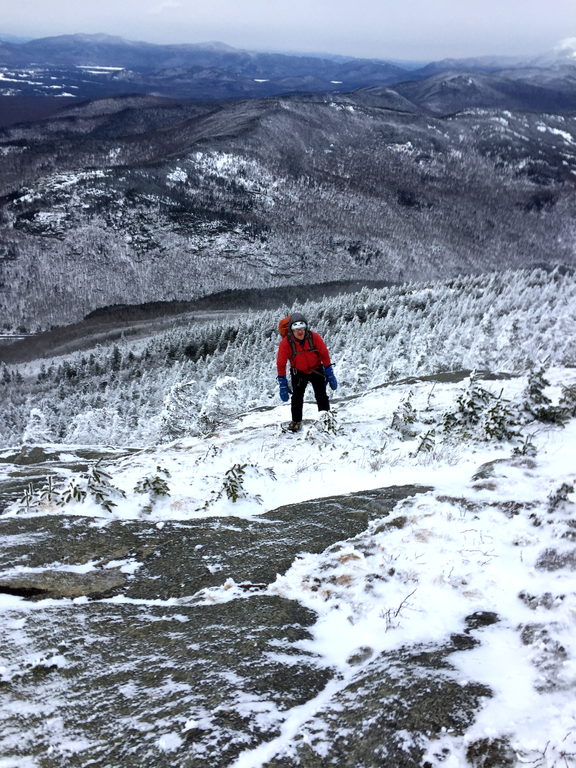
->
[[1, 34, 575, 333], [1, 90, 575, 332]]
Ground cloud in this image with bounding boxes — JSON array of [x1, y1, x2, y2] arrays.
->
[[556, 37, 576, 54], [148, 0, 183, 16]]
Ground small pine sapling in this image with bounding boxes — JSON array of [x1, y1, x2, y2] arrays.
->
[[38, 475, 60, 505], [523, 365, 551, 415], [521, 365, 568, 423], [53, 461, 126, 513], [223, 463, 250, 503], [421, 383, 437, 423], [85, 462, 126, 513], [197, 376, 240, 434], [442, 371, 494, 437], [456, 372, 494, 426], [20, 483, 36, 512], [317, 409, 339, 436], [202, 463, 274, 509], [160, 380, 198, 439], [60, 478, 87, 505], [391, 390, 417, 439], [413, 429, 436, 456], [558, 383, 576, 419], [513, 436, 537, 457], [134, 466, 171, 512], [482, 397, 521, 441]]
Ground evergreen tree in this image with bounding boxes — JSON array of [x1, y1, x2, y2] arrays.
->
[[22, 408, 53, 444]]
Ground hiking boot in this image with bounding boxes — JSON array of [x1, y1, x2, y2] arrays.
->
[[287, 421, 302, 432]]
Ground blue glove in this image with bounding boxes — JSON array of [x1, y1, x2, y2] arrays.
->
[[277, 375, 291, 402], [324, 365, 338, 390]]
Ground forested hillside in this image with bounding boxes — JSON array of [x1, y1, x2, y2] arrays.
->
[[1, 268, 574, 447], [1, 92, 575, 331]]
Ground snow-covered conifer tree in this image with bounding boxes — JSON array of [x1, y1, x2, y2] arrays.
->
[[22, 408, 53, 444]]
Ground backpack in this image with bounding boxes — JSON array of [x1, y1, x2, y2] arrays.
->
[[278, 315, 292, 338]]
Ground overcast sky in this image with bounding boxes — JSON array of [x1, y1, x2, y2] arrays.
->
[[3, 0, 575, 61]]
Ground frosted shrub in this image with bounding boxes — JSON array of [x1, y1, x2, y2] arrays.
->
[[22, 408, 53, 444], [342, 361, 370, 391], [560, 383, 576, 418], [197, 376, 240, 434], [522, 366, 552, 417], [222, 463, 250, 503], [65, 408, 120, 445], [303, 409, 340, 443], [134, 465, 171, 513], [84, 464, 126, 513], [318, 408, 340, 436], [442, 371, 494, 437], [58, 463, 125, 513], [481, 400, 520, 441], [390, 390, 417, 439], [37, 475, 59, 504], [60, 478, 87, 505], [413, 429, 436, 455], [18, 462, 125, 515], [134, 466, 171, 498], [522, 367, 574, 425], [201, 462, 275, 509], [512, 436, 537, 457], [160, 380, 198, 439], [442, 374, 521, 443], [547, 482, 574, 513]]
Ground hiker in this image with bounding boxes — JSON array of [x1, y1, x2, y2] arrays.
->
[[276, 312, 338, 432]]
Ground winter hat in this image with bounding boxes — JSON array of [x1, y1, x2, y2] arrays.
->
[[290, 312, 308, 330]]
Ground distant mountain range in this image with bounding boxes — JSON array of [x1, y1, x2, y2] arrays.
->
[[0, 33, 575, 127], [0, 34, 575, 331]]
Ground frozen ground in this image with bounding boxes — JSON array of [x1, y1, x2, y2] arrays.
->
[[0, 368, 575, 767]]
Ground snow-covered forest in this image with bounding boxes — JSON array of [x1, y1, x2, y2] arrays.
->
[[1, 267, 574, 448]]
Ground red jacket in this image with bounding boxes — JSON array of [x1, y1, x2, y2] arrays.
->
[[277, 331, 331, 376]]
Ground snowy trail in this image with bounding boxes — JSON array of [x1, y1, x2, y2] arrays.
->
[[1, 367, 575, 767]]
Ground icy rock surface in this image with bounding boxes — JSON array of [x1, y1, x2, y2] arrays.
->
[[1, 484, 492, 768]]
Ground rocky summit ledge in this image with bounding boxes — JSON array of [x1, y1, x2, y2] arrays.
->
[[0, 566, 127, 599]]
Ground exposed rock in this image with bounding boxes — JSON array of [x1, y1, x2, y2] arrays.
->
[[535, 547, 576, 571], [464, 611, 499, 630], [520, 622, 570, 692], [0, 484, 432, 600], [471, 456, 537, 482], [518, 590, 565, 610], [0, 481, 524, 767], [0, 567, 126, 599], [1, 593, 330, 767], [450, 633, 479, 650], [465, 736, 517, 768], [266, 645, 493, 767], [0, 444, 132, 466]]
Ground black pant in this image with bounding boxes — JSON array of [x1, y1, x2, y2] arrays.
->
[[290, 368, 330, 422]]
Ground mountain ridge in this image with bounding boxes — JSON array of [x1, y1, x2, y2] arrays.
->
[[1, 35, 575, 332], [2, 33, 575, 116], [1, 89, 575, 331]]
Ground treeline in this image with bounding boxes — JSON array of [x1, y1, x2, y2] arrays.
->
[[1, 267, 574, 447]]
